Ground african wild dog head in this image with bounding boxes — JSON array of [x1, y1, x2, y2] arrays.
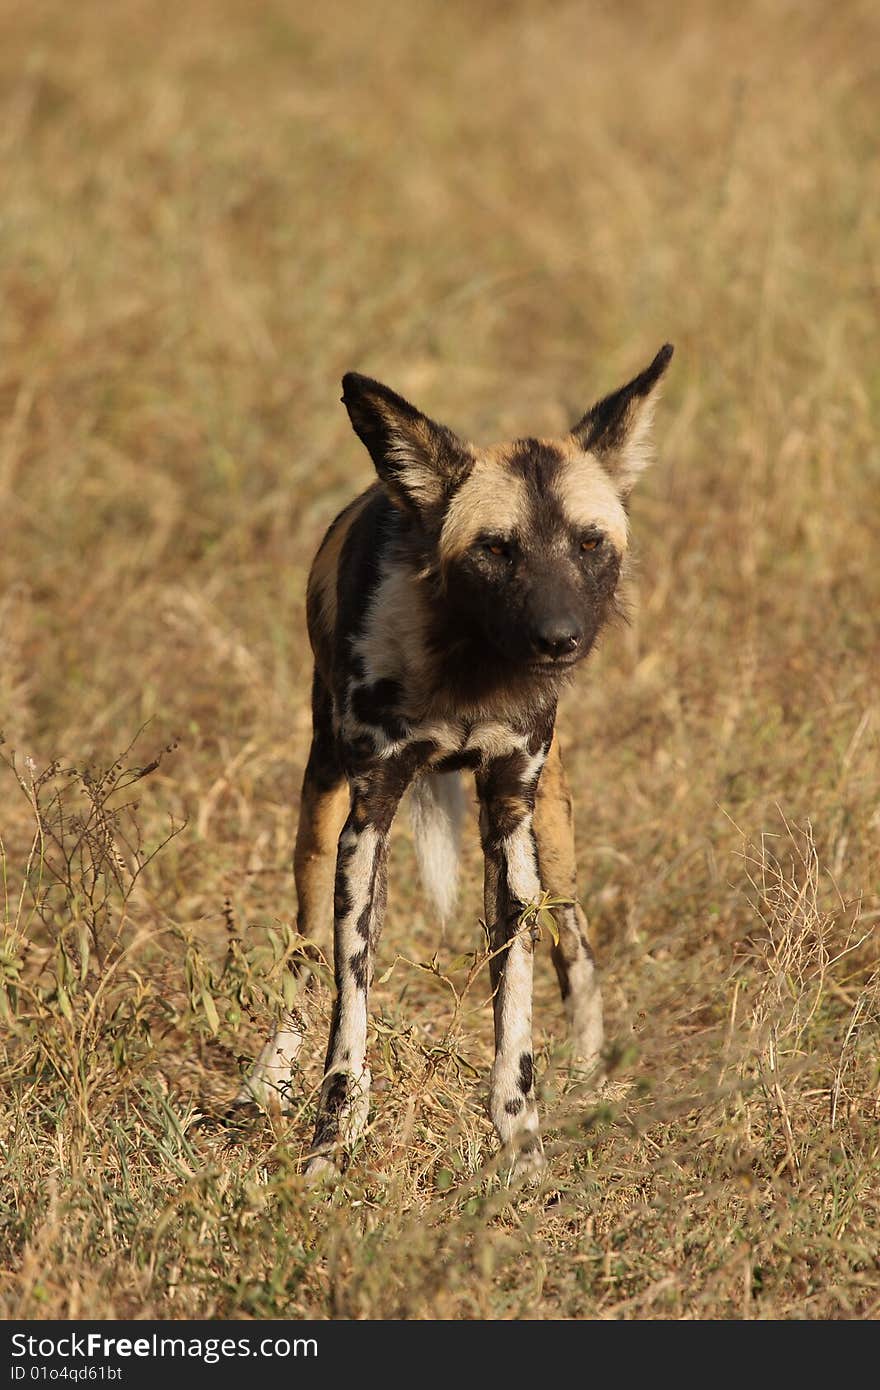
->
[[341, 345, 673, 684]]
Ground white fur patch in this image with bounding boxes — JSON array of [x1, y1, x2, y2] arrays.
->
[[408, 771, 465, 923], [338, 824, 382, 912], [556, 453, 630, 549], [503, 820, 541, 903]]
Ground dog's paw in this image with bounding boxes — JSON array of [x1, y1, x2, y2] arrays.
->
[[303, 1153, 341, 1187], [505, 1135, 546, 1186]]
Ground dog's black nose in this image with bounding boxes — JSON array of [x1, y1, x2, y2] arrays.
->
[[534, 619, 582, 660]]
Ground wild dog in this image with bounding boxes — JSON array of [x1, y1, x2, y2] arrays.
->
[[240, 344, 674, 1180]]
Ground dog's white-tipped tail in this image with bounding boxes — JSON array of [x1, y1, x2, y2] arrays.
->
[[408, 770, 465, 923]]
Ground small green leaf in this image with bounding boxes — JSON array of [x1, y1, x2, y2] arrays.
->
[[201, 986, 220, 1034], [77, 924, 90, 984], [57, 985, 74, 1024], [538, 908, 560, 945], [282, 971, 298, 1010], [445, 954, 472, 973]]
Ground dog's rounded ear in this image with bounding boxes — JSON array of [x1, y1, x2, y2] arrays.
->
[[342, 373, 472, 514], [571, 344, 674, 495]]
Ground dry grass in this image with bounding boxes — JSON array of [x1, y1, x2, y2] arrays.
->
[[2, 0, 879, 1320]]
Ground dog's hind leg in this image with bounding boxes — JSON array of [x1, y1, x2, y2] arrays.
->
[[533, 732, 604, 1076], [237, 673, 348, 1111]]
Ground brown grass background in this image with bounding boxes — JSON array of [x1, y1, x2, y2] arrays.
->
[[1, 0, 879, 1319]]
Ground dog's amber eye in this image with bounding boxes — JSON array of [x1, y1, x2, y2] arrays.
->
[[481, 538, 510, 558], [580, 535, 603, 552]]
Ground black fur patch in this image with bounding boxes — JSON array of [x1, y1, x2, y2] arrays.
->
[[332, 842, 356, 920], [304, 672, 343, 793], [506, 438, 566, 491], [350, 678, 408, 742], [312, 1070, 348, 1149], [519, 1052, 534, 1095], [477, 751, 532, 842], [344, 734, 378, 768], [355, 900, 372, 942], [527, 705, 556, 757], [434, 748, 483, 773], [423, 581, 568, 710], [553, 956, 571, 1001], [505, 1097, 524, 1116], [349, 949, 369, 991], [334, 491, 396, 678]]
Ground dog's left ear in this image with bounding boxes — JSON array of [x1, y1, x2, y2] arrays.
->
[[571, 343, 674, 495], [341, 373, 471, 515]]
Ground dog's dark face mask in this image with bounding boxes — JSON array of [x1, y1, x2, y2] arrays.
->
[[441, 505, 623, 672]]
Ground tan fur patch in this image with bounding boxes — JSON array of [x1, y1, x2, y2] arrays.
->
[[294, 777, 350, 945], [355, 561, 435, 705], [556, 442, 629, 550], [534, 731, 597, 954], [439, 448, 528, 567], [602, 392, 660, 490], [533, 732, 577, 898]]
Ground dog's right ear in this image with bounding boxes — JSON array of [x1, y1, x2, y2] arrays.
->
[[341, 373, 472, 516]]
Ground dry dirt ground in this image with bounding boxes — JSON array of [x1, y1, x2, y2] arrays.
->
[[1, 0, 879, 1319]]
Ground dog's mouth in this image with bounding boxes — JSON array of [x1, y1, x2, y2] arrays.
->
[[526, 655, 580, 673]]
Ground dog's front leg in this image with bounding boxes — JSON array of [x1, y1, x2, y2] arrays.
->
[[477, 746, 548, 1181], [305, 751, 423, 1179]]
